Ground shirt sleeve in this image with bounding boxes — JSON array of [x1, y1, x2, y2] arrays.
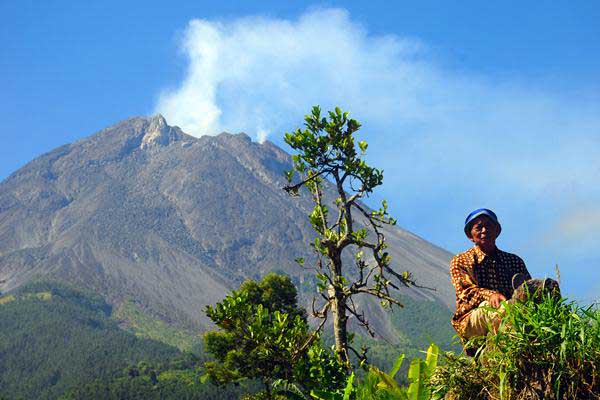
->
[[450, 255, 501, 309]]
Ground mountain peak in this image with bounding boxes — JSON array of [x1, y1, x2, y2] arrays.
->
[[141, 114, 181, 149]]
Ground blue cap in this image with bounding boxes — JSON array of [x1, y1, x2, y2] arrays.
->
[[464, 208, 501, 237]]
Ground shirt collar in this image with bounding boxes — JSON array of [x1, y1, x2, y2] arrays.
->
[[472, 245, 501, 263]]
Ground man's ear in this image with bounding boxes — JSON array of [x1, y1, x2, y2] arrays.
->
[[512, 273, 528, 290]]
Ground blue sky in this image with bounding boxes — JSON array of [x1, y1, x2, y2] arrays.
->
[[1, 1, 599, 301]]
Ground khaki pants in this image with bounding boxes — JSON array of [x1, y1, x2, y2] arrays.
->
[[463, 301, 506, 339]]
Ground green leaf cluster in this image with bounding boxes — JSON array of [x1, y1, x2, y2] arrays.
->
[[284, 106, 383, 195], [204, 273, 345, 396]]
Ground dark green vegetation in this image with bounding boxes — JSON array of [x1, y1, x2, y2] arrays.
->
[[59, 353, 247, 400], [431, 296, 600, 399], [204, 273, 346, 398], [284, 106, 415, 365], [2, 271, 592, 400], [0, 275, 453, 400], [0, 280, 178, 399], [0, 276, 455, 400], [0, 281, 240, 400]]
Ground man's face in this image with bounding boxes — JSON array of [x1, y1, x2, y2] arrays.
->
[[469, 215, 500, 251]]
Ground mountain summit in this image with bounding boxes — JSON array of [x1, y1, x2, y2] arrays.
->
[[0, 116, 454, 336], [140, 114, 185, 149]]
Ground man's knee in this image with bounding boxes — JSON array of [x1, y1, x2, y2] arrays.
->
[[463, 301, 502, 339]]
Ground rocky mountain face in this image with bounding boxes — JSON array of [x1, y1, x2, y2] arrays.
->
[[0, 115, 454, 338]]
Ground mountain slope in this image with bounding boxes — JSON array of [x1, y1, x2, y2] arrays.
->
[[0, 281, 180, 399], [0, 115, 455, 339]]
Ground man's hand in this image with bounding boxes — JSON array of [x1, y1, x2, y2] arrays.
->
[[489, 293, 507, 308]]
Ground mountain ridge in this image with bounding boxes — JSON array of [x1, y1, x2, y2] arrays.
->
[[0, 115, 454, 340]]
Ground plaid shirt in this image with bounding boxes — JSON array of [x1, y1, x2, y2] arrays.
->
[[450, 246, 530, 335]]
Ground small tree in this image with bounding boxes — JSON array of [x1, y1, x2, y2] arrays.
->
[[204, 273, 345, 398], [284, 106, 415, 366]]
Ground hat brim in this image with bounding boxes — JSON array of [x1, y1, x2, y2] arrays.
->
[[464, 213, 502, 238]]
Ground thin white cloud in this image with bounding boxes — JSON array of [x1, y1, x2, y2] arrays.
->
[[155, 7, 600, 300], [544, 208, 600, 255]]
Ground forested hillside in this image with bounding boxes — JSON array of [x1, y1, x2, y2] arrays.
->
[[0, 278, 456, 399], [59, 353, 250, 400], [0, 281, 240, 399]]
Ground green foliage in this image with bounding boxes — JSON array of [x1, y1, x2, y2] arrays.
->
[[284, 106, 383, 198], [114, 299, 203, 352], [204, 273, 346, 397], [237, 272, 307, 320], [431, 296, 600, 399], [60, 353, 247, 400], [310, 373, 355, 400], [0, 280, 179, 400], [310, 344, 440, 400]]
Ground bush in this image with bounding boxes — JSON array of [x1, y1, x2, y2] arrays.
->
[[203, 273, 346, 398], [431, 296, 600, 399]]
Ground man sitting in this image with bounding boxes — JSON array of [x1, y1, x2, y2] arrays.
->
[[450, 208, 531, 340]]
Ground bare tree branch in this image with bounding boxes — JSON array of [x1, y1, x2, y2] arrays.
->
[[292, 307, 329, 361], [283, 168, 329, 194]]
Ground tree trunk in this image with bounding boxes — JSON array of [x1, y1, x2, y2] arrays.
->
[[332, 289, 349, 365], [330, 254, 349, 366]]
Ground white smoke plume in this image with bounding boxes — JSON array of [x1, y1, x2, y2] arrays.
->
[[154, 8, 427, 138]]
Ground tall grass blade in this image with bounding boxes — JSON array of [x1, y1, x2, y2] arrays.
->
[[342, 373, 354, 400], [424, 343, 439, 378], [389, 354, 405, 379], [407, 359, 429, 400]]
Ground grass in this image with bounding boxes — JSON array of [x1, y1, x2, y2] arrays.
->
[[431, 296, 600, 399], [113, 299, 203, 352], [0, 291, 53, 305], [0, 294, 16, 305]]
